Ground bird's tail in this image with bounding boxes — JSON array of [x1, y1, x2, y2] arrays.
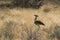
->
[[42, 23, 45, 25]]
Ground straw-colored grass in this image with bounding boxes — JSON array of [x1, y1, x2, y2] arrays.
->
[[0, 2, 60, 40]]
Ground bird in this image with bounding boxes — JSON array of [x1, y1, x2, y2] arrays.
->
[[34, 15, 45, 29]]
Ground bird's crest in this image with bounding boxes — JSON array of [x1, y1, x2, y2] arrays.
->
[[34, 15, 39, 17]]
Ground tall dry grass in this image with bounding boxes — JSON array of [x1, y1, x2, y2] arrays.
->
[[0, 1, 60, 40]]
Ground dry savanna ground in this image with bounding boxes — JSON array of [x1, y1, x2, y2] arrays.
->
[[0, 1, 60, 40]]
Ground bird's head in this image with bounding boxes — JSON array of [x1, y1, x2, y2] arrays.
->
[[34, 15, 39, 17]]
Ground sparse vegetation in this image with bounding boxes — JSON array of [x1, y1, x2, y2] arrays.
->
[[0, 21, 17, 40], [49, 25, 60, 40]]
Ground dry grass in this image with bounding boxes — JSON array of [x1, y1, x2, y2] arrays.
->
[[0, 2, 60, 40]]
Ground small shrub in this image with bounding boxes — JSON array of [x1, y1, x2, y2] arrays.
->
[[50, 25, 60, 40], [54, 26, 60, 39], [43, 7, 51, 13]]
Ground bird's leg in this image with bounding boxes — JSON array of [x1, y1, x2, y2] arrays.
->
[[37, 25, 40, 31]]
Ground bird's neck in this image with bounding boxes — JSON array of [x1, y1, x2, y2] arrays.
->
[[35, 17, 38, 21]]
